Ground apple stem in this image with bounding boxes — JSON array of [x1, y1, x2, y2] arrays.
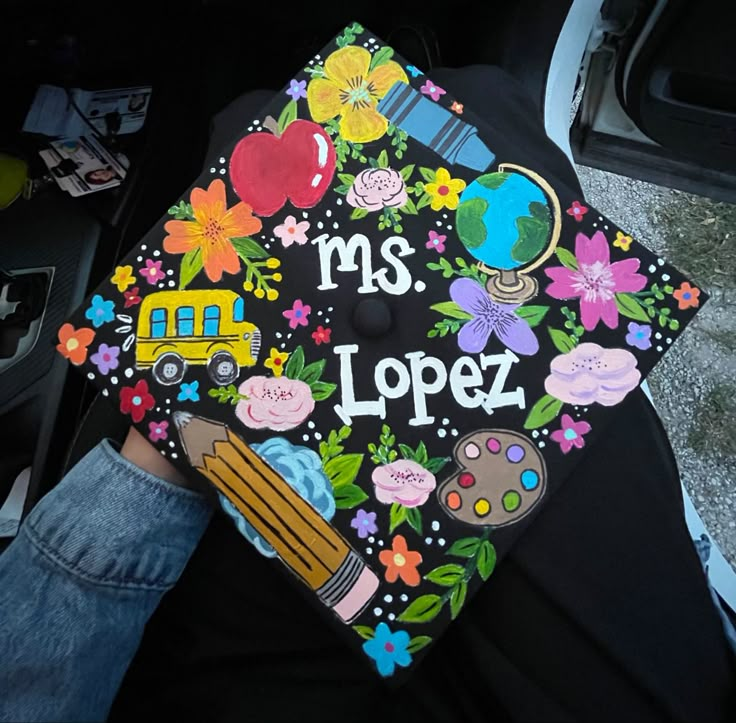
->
[[263, 115, 281, 138]]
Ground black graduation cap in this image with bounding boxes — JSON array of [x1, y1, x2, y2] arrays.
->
[[60, 22, 705, 682]]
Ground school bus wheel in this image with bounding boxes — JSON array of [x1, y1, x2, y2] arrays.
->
[[153, 352, 187, 385], [208, 350, 239, 385]]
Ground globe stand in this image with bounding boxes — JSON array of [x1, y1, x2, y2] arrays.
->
[[483, 267, 538, 304]]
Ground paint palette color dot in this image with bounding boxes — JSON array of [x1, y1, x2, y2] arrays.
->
[[464, 442, 481, 459], [486, 437, 501, 453], [521, 469, 540, 490], [474, 498, 491, 517], [506, 444, 525, 463], [446, 491, 462, 510], [503, 491, 521, 512], [458, 472, 475, 488]]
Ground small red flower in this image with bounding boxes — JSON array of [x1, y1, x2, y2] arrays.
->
[[450, 101, 463, 114], [120, 379, 155, 423], [311, 325, 332, 345], [566, 200, 588, 222], [123, 286, 142, 308]]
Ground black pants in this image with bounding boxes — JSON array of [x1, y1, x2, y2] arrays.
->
[[110, 68, 735, 722]]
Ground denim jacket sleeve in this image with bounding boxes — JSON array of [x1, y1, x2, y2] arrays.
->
[[0, 440, 212, 722]]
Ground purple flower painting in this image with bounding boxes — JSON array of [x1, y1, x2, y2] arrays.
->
[[450, 278, 539, 355]]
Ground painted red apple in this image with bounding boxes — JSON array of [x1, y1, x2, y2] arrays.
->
[[229, 119, 337, 217]]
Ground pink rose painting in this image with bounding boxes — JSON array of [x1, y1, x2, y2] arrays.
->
[[544, 342, 641, 407], [236, 375, 315, 431], [545, 231, 646, 331], [372, 460, 436, 508], [347, 168, 408, 212]]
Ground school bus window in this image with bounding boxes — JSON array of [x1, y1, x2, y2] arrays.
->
[[150, 308, 167, 338], [233, 296, 244, 323], [204, 305, 220, 336], [177, 306, 195, 336]]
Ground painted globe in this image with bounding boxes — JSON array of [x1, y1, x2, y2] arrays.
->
[[455, 170, 554, 271]]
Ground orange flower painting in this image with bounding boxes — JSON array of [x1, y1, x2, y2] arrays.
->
[[163, 179, 262, 282], [379, 535, 423, 586]]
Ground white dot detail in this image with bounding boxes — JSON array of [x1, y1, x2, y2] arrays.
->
[[431, 520, 440, 532], [314, 432, 323, 441], [532, 430, 539, 438], [317, 310, 323, 316], [366, 547, 373, 554], [336, 198, 343, 205], [219, 168, 226, 175], [326, 209, 332, 218], [425, 537, 433, 545], [442, 418, 449, 425], [210, 167, 216, 173], [377, 539, 384, 547], [656, 345, 663, 352], [388, 613, 396, 621], [400, 594, 408, 602], [649, 264, 657, 273], [538, 441, 546, 448], [155, 251, 162, 258], [332, 222, 339, 230], [328, 307, 334, 312], [169, 441, 176, 448], [136, 256, 143, 262], [369, 536, 375, 544], [451, 428, 458, 437], [655, 332, 663, 340], [317, 221, 324, 230], [101, 389, 109, 397], [438, 538, 446, 546], [437, 428, 447, 438], [87, 372, 95, 380], [168, 281, 176, 287], [324, 318, 331, 324], [171, 453, 178, 459], [302, 434, 309, 442], [414, 280, 426, 292], [383, 594, 392, 603], [662, 273, 671, 281], [110, 376, 118, 384], [308, 421, 315, 429], [373, 608, 382, 616], [219, 157, 225, 163], [302, 212, 309, 219]]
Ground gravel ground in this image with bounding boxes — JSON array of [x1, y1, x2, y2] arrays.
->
[[576, 165, 736, 566]]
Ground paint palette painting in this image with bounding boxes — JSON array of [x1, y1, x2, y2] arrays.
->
[[59, 22, 706, 682]]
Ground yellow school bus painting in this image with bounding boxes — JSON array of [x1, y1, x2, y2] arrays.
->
[[136, 290, 261, 386]]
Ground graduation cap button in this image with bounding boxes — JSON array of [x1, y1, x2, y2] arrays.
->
[[351, 298, 393, 338]]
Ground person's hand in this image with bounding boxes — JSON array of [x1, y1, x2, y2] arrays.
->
[[120, 426, 206, 493]]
